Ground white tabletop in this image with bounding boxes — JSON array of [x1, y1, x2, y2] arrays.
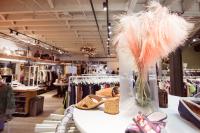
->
[[73, 95, 200, 133]]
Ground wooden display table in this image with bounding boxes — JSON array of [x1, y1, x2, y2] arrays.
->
[[13, 86, 42, 115]]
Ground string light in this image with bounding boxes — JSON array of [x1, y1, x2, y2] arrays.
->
[[103, 2, 107, 11], [193, 38, 197, 42], [108, 23, 111, 29]]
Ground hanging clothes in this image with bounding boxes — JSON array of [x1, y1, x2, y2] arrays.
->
[[91, 84, 101, 94], [69, 84, 76, 106], [67, 75, 120, 108], [82, 84, 90, 99]]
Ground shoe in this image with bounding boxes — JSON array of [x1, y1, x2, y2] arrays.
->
[[178, 99, 200, 129], [125, 112, 167, 133], [75, 95, 104, 110], [96, 86, 120, 98], [75, 94, 119, 115]]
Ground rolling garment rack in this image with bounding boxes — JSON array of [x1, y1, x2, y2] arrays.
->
[[66, 75, 120, 107]]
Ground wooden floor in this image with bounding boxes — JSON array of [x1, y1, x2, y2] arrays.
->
[[3, 90, 63, 133]]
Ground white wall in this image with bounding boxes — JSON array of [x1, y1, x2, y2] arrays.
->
[[89, 57, 119, 71], [0, 38, 24, 51], [107, 61, 119, 71], [182, 46, 200, 69], [59, 54, 89, 61]]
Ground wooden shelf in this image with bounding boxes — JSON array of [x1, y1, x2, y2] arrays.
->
[[0, 53, 60, 65]]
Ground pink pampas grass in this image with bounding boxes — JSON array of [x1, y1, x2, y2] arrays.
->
[[115, 1, 193, 79], [114, 1, 193, 106]]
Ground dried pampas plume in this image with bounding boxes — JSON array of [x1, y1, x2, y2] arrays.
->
[[114, 1, 193, 78]]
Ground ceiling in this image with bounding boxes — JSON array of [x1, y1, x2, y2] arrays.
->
[[0, 0, 199, 57]]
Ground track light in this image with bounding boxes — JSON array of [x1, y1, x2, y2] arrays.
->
[[9, 29, 13, 34], [35, 39, 40, 45], [109, 31, 112, 35], [103, 2, 107, 11], [108, 23, 111, 29], [107, 38, 110, 41], [36, 40, 40, 44], [9, 28, 68, 54], [193, 38, 197, 42]]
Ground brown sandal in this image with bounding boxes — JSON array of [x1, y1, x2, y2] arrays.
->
[[75, 94, 120, 115], [75, 95, 104, 110], [96, 86, 120, 98]]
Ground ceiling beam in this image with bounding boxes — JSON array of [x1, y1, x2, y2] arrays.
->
[[0, 1, 125, 13], [47, 0, 55, 9], [27, 31, 106, 36], [33, 0, 43, 9], [0, 26, 106, 31], [0, 20, 108, 27], [55, 12, 60, 19], [0, 14, 7, 21], [0, 23, 107, 28], [0, 13, 118, 21], [44, 36, 106, 40], [42, 34, 107, 37]]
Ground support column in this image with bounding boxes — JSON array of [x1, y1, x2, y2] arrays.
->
[[169, 47, 184, 96]]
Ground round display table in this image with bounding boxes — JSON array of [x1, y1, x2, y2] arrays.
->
[[53, 83, 68, 97]]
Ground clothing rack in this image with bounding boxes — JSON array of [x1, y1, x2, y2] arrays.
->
[[158, 76, 200, 96], [66, 75, 120, 107], [68, 75, 119, 89], [183, 76, 200, 79], [81, 74, 117, 76], [38, 70, 52, 84], [158, 76, 200, 81]]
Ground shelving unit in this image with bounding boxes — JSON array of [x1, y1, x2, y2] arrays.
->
[[24, 66, 39, 86]]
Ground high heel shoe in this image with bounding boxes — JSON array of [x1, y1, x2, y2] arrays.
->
[[125, 112, 167, 133], [75, 94, 119, 115], [178, 99, 200, 129], [96, 86, 120, 98]]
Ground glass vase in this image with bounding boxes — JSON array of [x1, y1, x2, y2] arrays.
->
[[135, 74, 151, 106]]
